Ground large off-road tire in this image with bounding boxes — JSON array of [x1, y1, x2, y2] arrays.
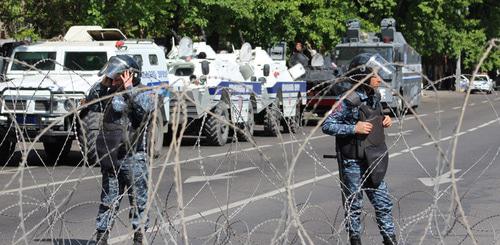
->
[[263, 103, 281, 136], [43, 138, 72, 164], [236, 104, 255, 142], [0, 128, 16, 165], [203, 102, 230, 146], [77, 111, 102, 166]]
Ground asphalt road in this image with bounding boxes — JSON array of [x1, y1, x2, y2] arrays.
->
[[0, 91, 499, 245]]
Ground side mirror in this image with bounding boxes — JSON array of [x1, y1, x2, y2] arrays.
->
[[201, 60, 210, 75], [263, 64, 270, 77]]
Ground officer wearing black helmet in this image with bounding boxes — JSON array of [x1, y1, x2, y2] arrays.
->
[[322, 53, 397, 245], [86, 55, 155, 245]]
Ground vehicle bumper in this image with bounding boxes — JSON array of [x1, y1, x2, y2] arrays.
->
[[471, 83, 491, 91], [0, 114, 76, 140]]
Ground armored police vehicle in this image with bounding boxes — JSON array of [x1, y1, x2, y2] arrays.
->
[[0, 26, 169, 164], [166, 37, 260, 145], [234, 43, 307, 135], [333, 18, 422, 115], [280, 42, 337, 122]]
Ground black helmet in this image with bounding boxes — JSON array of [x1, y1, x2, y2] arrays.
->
[[98, 55, 142, 86], [347, 53, 395, 82]]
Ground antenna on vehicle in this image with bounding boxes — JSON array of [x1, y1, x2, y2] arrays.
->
[[166, 37, 178, 59], [170, 29, 181, 42]]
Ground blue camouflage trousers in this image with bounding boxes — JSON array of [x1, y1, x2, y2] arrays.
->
[[339, 158, 395, 237], [96, 152, 150, 232]]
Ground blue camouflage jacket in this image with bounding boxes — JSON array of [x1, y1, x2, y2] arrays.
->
[[321, 89, 380, 137], [86, 82, 156, 153]]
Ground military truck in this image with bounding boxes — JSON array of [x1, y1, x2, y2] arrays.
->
[[0, 26, 169, 164], [165, 37, 260, 145], [333, 18, 423, 116], [235, 42, 307, 135]]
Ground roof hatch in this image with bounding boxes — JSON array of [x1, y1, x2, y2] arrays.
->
[[64, 26, 127, 42]]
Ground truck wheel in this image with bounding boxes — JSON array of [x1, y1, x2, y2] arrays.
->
[[0, 128, 16, 165], [263, 103, 281, 136], [43, 138, 72, 164], [237, 104, 254, 142], [164, 124, 183, 146], [77, 111, 102, 166], [203, 102, 230, 146]]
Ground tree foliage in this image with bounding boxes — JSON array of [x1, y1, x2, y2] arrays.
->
[[0, 0, 498, 72]]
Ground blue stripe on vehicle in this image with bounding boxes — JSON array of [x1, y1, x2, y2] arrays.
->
[[146, 80, 169, 97], [208, 81, 262, 95], [403, 76, 421, 80], [266, 81, 307, 94]]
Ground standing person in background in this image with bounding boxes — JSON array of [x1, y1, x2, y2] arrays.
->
[[85, 55, 155, 245], [289, 41, 310, 68], [322, 53, 397, 245]]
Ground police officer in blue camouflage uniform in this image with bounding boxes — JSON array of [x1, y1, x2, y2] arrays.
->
[[86, 55, 155, 245], [322, 53, 397, 245]]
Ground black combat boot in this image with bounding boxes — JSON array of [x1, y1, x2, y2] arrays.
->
[[95, 230, 109, 245], [349, 235, 362, 245], [133, 231, 143, 245], [382, 234, 397, 245]]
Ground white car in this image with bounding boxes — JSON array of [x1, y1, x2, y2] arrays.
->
[[0, 26, 170, 164], [459, 74, 494, 94]]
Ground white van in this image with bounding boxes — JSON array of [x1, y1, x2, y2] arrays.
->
[[0, 26, 169, 164]]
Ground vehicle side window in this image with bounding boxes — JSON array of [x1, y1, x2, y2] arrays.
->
[[64, 52, 107, 70], [11, 52, 56, 71], [132, 54, 143, 68], [149, 54, 158, 66], [406, 47, 421, 64], [174, 67, 194, 76]]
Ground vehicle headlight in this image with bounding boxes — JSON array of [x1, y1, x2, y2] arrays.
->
[[52, 94, 85, 112]]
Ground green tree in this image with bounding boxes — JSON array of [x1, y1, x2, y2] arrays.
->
[[1, 0, 497, 74]]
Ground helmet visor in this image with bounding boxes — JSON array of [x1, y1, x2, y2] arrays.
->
[[366, 53, 395, 80], [98, 56, 131, 80]]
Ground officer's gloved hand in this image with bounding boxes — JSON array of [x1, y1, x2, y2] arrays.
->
[[112, 95, 128, 112]]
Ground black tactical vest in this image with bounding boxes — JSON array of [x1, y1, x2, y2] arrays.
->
[[336, 91, 389, 187], [96, 98, 130, 172]]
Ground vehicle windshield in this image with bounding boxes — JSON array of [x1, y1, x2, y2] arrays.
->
[[475, 76, 488, 81], [64, 52, 107, 71], [11, 52, 56, 71], [335, 46, 393, 67]]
